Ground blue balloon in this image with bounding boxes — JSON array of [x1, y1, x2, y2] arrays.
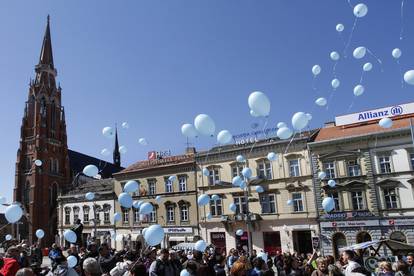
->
[[118, 193, 133, 208], [83, 164, 99, 177], [236, 229, 244, 236], [139, 202, 153, 215], [198, 194, 210, 206], [256, 186, 264, 193], [194, 240, 207, 252], [206, 213, 212, 220], [287, 199, 293, 206], [155, 195, 163, 203], [322, 197, 335, 212], [229, 203, 237, 213], [36, 229, 45, 239], [5, 204, 23, 223], [180, 269, 190, 276], [232, 176, 242, 186], [328, 180, 336, 188], [144, 224, 164, 246], [124, 180, 139, 193], [242, 168, 252, 179], [236, 155, 245, 163], [239, 181, 247, 189], [202, 168, 209, 176], [211, 194, 220, 201], [168, 175, 176, 182], [67, 255, 78, 268], [114, 212, 121, 222], [5, 234, 12, 241], [85, 192, 95, 201], [133, 200, 144, 209], [64, 230, 77, 243]]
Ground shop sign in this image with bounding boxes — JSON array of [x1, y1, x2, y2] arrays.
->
[[211, 232, 225, 240], [321, 211, 374, 220], [148, 150, 172, 160], [164, 227, 193, 234], [320, 220, 379, 228], [380, 219, 414, 226]]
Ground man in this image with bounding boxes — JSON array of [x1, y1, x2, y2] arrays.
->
[[98, 242, 117, 274], [68, 244, 80, 265], [407, 253, 414, 275], [30, 243, 43, 267], [83, 257, 102, 276], [342, 250, 360, 276], [48, 243, 63, 268], [15, 268, 35, 276], [0, 246, 21, 276], [72, 219, 83, 247], [169, 250, 182, 275], [149, 248, 175, 276]]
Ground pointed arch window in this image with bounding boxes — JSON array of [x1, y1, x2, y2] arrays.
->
[[51, 100, 57, 129], [23, 181, 30, 207], [40, 97, 47, 118]]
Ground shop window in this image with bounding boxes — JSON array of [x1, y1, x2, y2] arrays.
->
[[356, 231, 372, 243], [332, 232, 347, 260]]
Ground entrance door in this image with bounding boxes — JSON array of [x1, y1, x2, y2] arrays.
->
[[292, 230, 312, 254], [210, 232, 226, 254], [263, 232, 281, 256]]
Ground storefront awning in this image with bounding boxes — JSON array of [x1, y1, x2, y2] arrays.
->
[[169, 236, 186, 242]]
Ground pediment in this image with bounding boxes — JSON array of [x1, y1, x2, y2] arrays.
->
[[342, 180, 367, 187], [319, 150, 361, 160], [376, 178, 403, 187]]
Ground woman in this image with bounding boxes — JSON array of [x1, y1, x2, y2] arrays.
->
[[378, 261, 394, 276], [395, 261, 410, 276], [230, 262, 249, 276], [311, 257, 328, 276], [214, 255, 226, 276]]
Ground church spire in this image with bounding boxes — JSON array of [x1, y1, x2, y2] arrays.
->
[[113, 126, 121, 167], [39, 15, 54, 68]]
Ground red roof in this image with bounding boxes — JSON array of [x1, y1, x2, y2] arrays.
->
[[315, 114, 414, 142]]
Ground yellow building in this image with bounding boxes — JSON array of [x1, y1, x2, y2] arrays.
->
[[113, 149, 199, 250], [196, 133, 319, 255]]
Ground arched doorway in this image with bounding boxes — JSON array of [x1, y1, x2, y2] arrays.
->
[[332, 232, 347, 260], [356, 231, 372, 243], [390, 231, 407, 243]]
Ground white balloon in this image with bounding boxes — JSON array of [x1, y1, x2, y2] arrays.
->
[[124, 180, 139, 193], [100, 148, 110, 156], [144, 224, 164, 246], [257, 252, 268, 262], [363, 62, 373, 72], [318, 171, 326, 180], [315, 97, 327, 107], [229, 203, 237, 213], [236, 229, 244, 236], [116, 234, 124, 242], [83, 165, 99, 177], [121, 122, 129, 129], [250, 110, 260, 117], [34, 159, 42, 167], [379, 118, 393, 129], [232, 176, 242, 186], [119, 145, 127, 154], [5, 234, 12, 241], [248, 91, 271, 117], [138, 138, 148, 146], [328, 180, 336, 188], [354, 3, 368, 18], [236, 155, 245, 163], [114, 212, 122, 222], [181, 124, 198, 139], [211, 194, 220, 201], [64, 230, 77, 243], [312, 65, 321, 76], [118, 192, 133, 208], [336, 23, 344, 32], [5, 204, 23, 223], [331, 78, 340, 89], [239, 181, 247, 190], [217, 130, 233, 145], [242, 168, 252, 179], [168, 175, 176, 182], [85, 192, 95, 201], [206, 213, 212, 220], [291, 112, 309, 130], [180, 269, 190, 276], [0, 196, 6, 204], [322, 197, 335, 212], [194, 114, 216, 136], [198, 194, 210, 206], [404, 70, 414, 85], [202, 168, 209, 176], [277, 122, 287, 128], [392, 48, 402, 59], [353, 85, 365, 96], [194, 240, 207, 252], [306, 113, 312, 121], [267, 152, 277, 162], [36, 229, 45, 239], [277, 127, 293, 140], [287, 199, 293, 206], [256, 186, 264, 193], [67, 255, 78, 268], [330, 51, 340, 61], [353, 46, 366, 59], [139, 202, 154, 215], [102, 127, 114, 138], [133, 200, 143, 209]]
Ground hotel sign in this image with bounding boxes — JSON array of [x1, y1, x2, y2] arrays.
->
[[233, 127, 278, 145], [335, 102, 414, 126]]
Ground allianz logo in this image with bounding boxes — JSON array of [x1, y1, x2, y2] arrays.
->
[[357, 105, 403, 121]]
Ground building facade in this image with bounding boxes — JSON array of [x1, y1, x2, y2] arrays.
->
[[57, 177, 117, 248], [308, 103, 414, 259], [196, 133, 319, 255], [113, 150, 199, 250]]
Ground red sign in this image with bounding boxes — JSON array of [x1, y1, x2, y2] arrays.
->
[[148, 151, 157, 160]]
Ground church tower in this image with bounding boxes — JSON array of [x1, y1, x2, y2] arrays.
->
[[113, 126, 121, 167], [14, 16, 70, 245]]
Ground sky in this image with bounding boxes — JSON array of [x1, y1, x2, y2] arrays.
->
[[0, 0, 413, 208]]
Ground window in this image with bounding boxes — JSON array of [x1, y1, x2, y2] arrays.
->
[[165, 179, 173, 193], [179, 176, 187, 192], [104, 210, 110, 224], [65, 208, 71, 225], [210, 199, 223, 216], [292, 193, 304, 212], [260, 194, 276, 213], [122, 209, 129, 224], [327, 192, 340, 211], [348, 160, 361, 176], [209, 168, 220, 185], [379, 156, 392, 174], [73, 207, 80, 222], [134, 209, 140, 223], [351, 191, 365, 210], [94, 211, 100, 225], [148, 179, 156, 195], [149, 209, 157, 223], [289, 160, 300, 177], [234, 196, 247, 214], [83, 207, 90, 223], [324, 162, 336, 179], [180, 205, 189, 222], [167, 205, 175, 222], [258, 160, 272, 179], [232, 164, 244, 178], [384, 188, 398, 209], [410, 153, 414, 170]]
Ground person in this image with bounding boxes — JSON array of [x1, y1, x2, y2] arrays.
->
[[49, 244, 63, 268], [213, 255, 226, 276], [149, 248, 175, 276], [249, 250, 257, 265], [264, 258, 275, 276], [143, 248, 158, 273], [110, 251, 134, 276], [72, 219, 83, 247], [230, 261, 248, 276], [129, 261, 147, 276], [311, 257, 328, 276], [169, 250, 182, 276], [30, 243, 43, 268], [48, 255, 79, 276], [378, 261, 394, 276], [249, 257, 265, 276], [342, 250, 360, 275], [83, 257, 102, 276], [227, 249, 239, 271], [395, 260, 410, 276], [15, 268, 35, 276], [0, 246, 21, 276], [407, 253, 414, 275], [98, 243, 117, 274]]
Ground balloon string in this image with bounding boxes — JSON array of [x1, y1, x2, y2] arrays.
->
[[347, 97, 356, 112], [326, 89, 336, 111], [397, 59, 404, 88], [312, 76, 317, 92], [347, 0, 353, 9], [284, 131, 297, 154], [400, 0, 405, 40], [343, 18, 357, 58], [248, 117, 269, 156], [333, 62, 338, 78], [359, 70, 365, 84], [366, 48, 384, 72]]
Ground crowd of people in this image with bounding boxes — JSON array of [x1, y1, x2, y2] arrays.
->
[[1, 239, 414, 276]]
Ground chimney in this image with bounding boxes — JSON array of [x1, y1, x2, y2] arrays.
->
[[185, 147, 196, 155], [324, 121, 336, 128]]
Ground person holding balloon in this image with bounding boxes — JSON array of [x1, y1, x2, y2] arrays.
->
[[48, 243, 63, 269]]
